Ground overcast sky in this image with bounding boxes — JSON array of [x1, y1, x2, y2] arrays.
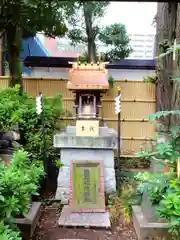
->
[[103, 2, 157, 34]]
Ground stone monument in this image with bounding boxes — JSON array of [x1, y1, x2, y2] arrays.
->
[[132, 163, 170, 239], [54, 60, 117, 228]]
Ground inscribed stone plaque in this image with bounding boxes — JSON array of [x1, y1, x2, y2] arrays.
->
[[54, 134, 116, 149], [76, 120, 99, 137], [70, 160, 105, 213]]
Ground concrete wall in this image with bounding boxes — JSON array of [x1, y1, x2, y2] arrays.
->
[[30, 67, 155, 81]]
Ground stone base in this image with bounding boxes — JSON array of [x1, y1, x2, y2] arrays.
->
[[58, 205, 111, 229], [141, 188, 159, 222], [16, 202, 41, 240], [55, 149, 116, 203], [54, 125, 117, 204], [141, 187, 167, 223], [132, 205, 171, 240]]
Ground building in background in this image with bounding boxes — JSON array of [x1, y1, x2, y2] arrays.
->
[[39, 34, 83, 58], [37, 33, 155, 60], [128, 33, 155, 59]]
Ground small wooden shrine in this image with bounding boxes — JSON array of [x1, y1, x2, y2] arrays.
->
[[54, 59, 116, 228], [67, 60, 109, 119]]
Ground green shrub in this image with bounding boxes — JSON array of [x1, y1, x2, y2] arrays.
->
[[0, 150, 44, 220], [0, 149, 43, 240], [0, 222, 21, 240], [135, 172, 175, 205], [136, 127, 180, 171], [157, 178, 180, 238], [0, 85, 65, 238], [134, 124, 180, 237], [0, 86, 64, 171], [0, 85, 24, 131], [130, 48, 180, 238]]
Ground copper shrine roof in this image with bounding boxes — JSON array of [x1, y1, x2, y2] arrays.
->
[[67, 62, 109, 90]]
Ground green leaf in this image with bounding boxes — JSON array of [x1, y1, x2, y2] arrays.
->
[[148, 110, 180, 121]]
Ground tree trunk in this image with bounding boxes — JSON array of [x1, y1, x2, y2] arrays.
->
[[7, 25, 23, 94], [83, 2, 96, 63], [170, 3, 180, 126], [156, 3, 176, 132], [7, 26, 25, 145], [1, 33, 5, 76]]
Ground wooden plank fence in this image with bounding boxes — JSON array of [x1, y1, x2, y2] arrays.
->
[[0, 76, 156, 156]]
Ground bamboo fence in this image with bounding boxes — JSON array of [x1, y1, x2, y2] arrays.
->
[[0, 77, 156, 156]]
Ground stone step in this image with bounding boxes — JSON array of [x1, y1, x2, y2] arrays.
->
[[58, 205, 111, 229]]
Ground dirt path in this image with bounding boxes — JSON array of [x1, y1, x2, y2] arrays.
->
[[32, 203, 137, 240]]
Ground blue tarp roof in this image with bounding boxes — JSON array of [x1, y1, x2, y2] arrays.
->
[[21, 36, 50, 75], [5, 35, 50, 75]]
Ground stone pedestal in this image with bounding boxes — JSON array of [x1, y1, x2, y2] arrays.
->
[[54, 125, 117, 204], [133, 187, 170, 240], [132, 205, 170, 240], [141, 188, 166, 223]]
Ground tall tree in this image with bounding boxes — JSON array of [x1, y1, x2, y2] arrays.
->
[[171, 3, 180, 126], [155, 3, 177, 131], [99, 23, 132, 61], [0, 0, 73, 87], [67, 1, 132, 62]]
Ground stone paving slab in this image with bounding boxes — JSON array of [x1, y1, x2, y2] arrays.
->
[[58, 205, 111, 229]]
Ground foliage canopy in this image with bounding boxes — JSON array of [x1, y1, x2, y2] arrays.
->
[[67, 1, 132, 62]]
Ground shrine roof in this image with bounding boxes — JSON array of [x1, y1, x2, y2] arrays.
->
[[67, 62, 109, 90]]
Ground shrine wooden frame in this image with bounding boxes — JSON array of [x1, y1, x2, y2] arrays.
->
[[69, 160, 105, 213], [78, 93, 97, 118]]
